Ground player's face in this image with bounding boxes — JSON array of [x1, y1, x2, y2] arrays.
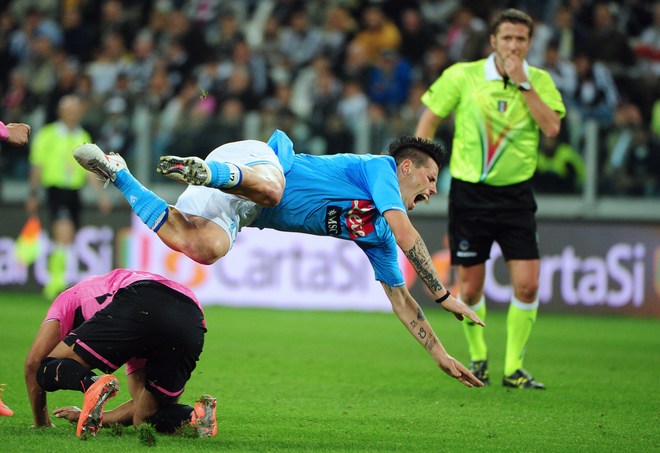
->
[[490, 22, 531, 62], [400, 159, 439, 211]]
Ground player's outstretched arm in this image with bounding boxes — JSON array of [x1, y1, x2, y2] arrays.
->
[[25, 321, 61, 427], [382, 283, 484, 387], [383, 210, 484, 326]]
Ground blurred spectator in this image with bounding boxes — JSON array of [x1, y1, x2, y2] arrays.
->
[[418, 0, 460, 35], [365, 49, 412, 113], [541, 40, 577, 100], [398, 7, 437, 67], [217, 39, 271, 110], [526, 14, 554, 67], [601, 102, 653, 196], [22, 34, 58, 108], [205, 8, 245, 60], [124, 30, 158, 94], [96, 95, 134, 159], [166, 95, 218, 158], [60, 7, 96, 63], [584, 3, 636, 79], [165, 10, 210, 68], [98, 0, 139, 49], [278, 8, 324, 75], [420, 44, 451, 86], [336, 78, 369, 137], [444, 6, 487, 63], [186, 0, 223, 31], [290, 55, 337, 119], [8, 6, 62, 64], [85, 31, 130, 96], [350, 5, 402, 64], [339, 40, 372, 89], [162, 38, 194, 90], [45, 58, 80, 123], [534, 134, 585, 194], [634, 2, 660, 78], [567, 51, 619, 148], [550, 5, 587, 61], [616, 0, 654, 37], [322, 5, 358, 72]]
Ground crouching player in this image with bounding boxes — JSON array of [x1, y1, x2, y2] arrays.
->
[[25, 269, 216, 438]]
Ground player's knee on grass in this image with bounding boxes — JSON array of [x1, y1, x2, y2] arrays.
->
[[37, 357, 97, 392]]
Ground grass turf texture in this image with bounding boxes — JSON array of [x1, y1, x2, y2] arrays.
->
[[0, 293, 658, 452]]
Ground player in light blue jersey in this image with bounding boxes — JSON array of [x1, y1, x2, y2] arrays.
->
[[74, 131, 485, 388]]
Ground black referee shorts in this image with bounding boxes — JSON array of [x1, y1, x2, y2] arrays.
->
[[448, 178, 539, 266], [46, 187, 81, 229], [64, 280, 206, 401]]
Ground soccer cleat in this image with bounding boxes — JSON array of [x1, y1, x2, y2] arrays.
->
[[0, 384, 14, 416], [73, 143, 128, 186], [190, 394, 217, 437], [157, 156, 211, 186], [469, 360, 490, 386], [503, 368, 546, 390], [77, 375, 119, 438]]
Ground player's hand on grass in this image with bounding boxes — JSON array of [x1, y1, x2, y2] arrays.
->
[[438, 354, 484, 388], [53, 406, 81, 423], [439, 296, 485, 326]]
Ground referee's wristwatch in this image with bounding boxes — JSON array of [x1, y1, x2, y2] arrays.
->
[[518, 80, 532, 92]]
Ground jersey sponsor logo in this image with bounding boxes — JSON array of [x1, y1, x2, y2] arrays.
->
[[325, 206, 342, 236], [346, 200, 376, 239]]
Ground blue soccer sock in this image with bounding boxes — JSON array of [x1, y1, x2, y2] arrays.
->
[[207, 161, 242, 189], [114, 170, 169, 231]]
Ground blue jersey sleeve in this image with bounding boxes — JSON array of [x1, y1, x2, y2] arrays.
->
[[361, 157, 406, 215]]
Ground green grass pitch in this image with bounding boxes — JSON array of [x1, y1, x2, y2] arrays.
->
[[0, 293, 658, 452]]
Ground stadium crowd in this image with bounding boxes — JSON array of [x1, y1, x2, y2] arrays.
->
[[0, 0, 658, 197]]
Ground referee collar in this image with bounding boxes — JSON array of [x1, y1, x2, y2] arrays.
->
[[484, 53, 530, 85], [56, 121, 83, 135]]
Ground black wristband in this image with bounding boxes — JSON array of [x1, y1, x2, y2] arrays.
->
[[435, 290, 451, 304]]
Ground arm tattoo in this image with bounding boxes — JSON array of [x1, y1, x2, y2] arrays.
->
[[416, 306, 426, 321], [424, 334, 438, 351], [404, 236, 444, 294]]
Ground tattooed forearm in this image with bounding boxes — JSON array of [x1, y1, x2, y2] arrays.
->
[[416, 305, 426, 321], [404, 236, 444, 294], [424, 333, 438, 351]]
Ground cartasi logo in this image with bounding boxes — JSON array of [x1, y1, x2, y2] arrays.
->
[[486, 243, 646, 307]]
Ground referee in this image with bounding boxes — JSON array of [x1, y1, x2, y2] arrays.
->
[[415, 8, 566, 389]]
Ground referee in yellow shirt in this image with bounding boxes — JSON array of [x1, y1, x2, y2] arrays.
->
[[27, 95, 110, 299], [416, 9, 566, 389]]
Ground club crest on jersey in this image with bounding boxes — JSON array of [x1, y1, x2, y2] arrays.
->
[[325, 206, 341, 236], [497, 100, 507, 113], [346, 200, 376, 239]]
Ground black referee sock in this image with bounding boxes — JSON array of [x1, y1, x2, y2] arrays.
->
[[36, 357, 98, 392], [146, 404, 195, 433]]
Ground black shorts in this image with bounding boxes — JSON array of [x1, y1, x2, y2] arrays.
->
[[448, 178, 539, 266], [64, 281, 206, 401], [46, 187, 81, 228]]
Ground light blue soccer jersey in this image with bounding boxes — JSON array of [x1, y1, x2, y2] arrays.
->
[[251, 152, 407, 286]]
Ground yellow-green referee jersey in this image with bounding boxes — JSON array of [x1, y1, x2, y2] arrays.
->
[[29, 122, 92, 189], [421, 53, 566, 186]]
